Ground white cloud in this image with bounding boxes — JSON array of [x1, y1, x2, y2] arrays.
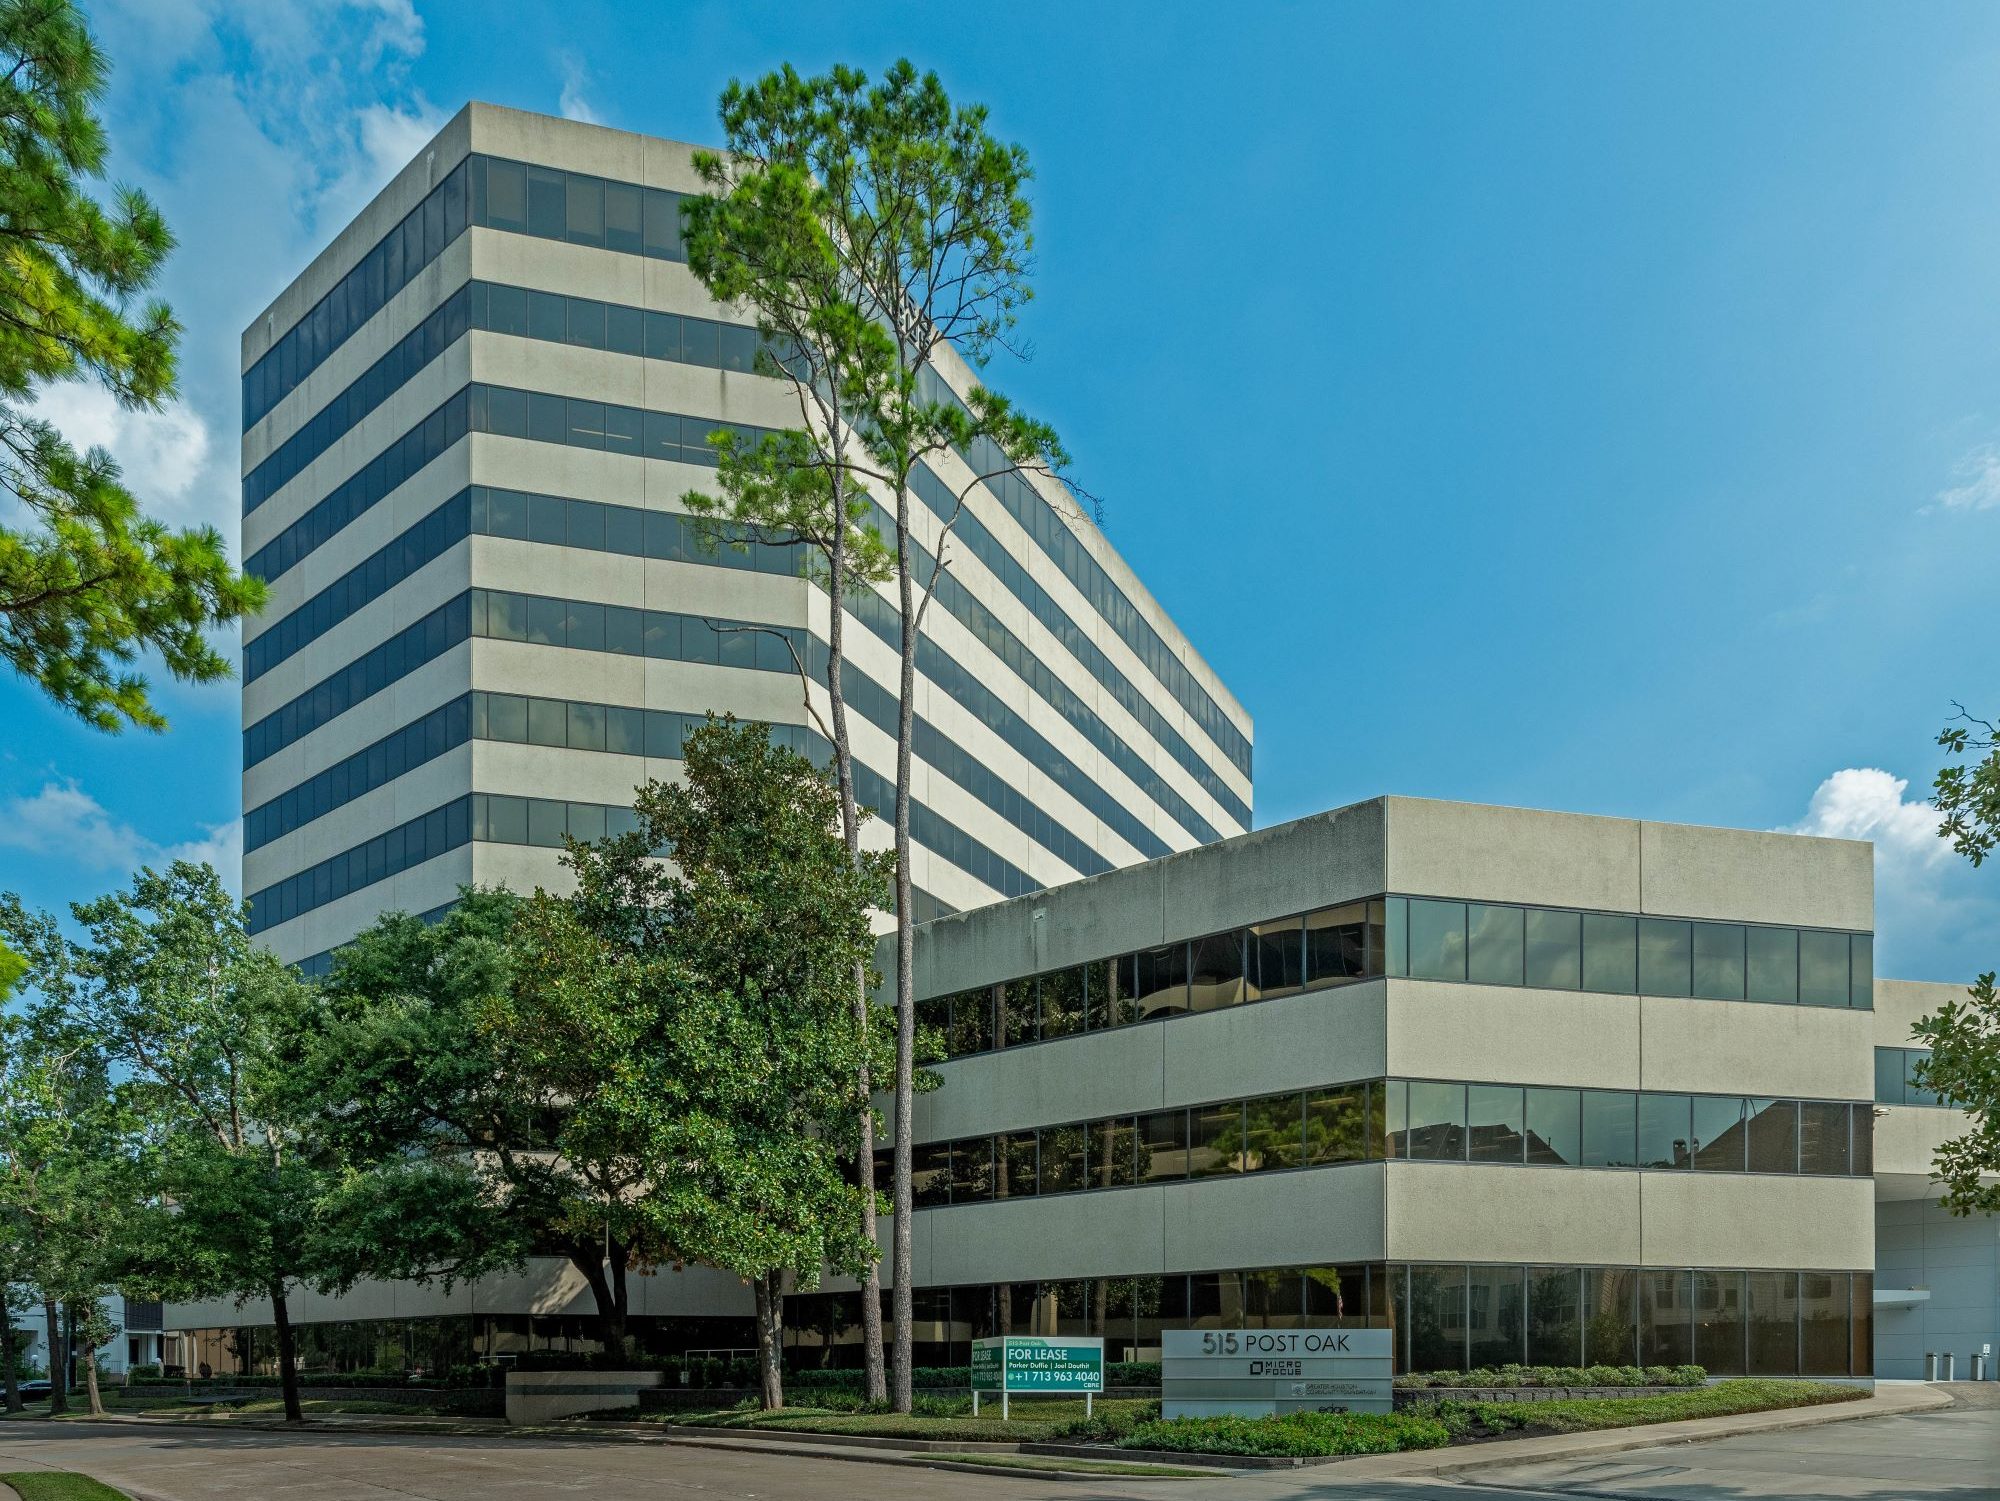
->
[[1935, 443, 2000, 512], [558, 55, 602, 125], [25, 384, 214, 531], [1785, 767, 1949, 864], [0, 779, 240, 890]]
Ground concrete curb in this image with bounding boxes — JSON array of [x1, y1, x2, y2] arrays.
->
[[1319, 1383, 1957, 1481]]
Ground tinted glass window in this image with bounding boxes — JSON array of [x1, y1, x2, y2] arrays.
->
[[1040, 966, 1085, 1038], [1188, 1103, 1241, 1178], [1408, 900, 1467, 981], [1248, 917, 1304, 999], [950, 1136, 993, 1203], [1467, 1266, 1525, 1368], [1244, 1093, 1303, 1171], [1405, 1081, 1466, 1161], [995, 1131, 1037, 1198], [1468, 1084, 1525, 1164], [1693, 924, 1745, 1000], [1746, 1271, 1798, 1375], [1527, 1267, 1583, 1366], [1000, 979, 1036, 1048], [1467, 904, 1524, 986], [1850, 934, 1873, 1008], [1305, 1084, 1369, 1166], [1798, 930, 1850, 1007], [1131, 943, 1187, 1019], [1407, 1265, 1466, 1373], [1638, 919, 1691, 996], [1641, 1269, 1693, 1366], [1187, 931, 1245, 1013], [1089, 1117, 1136, 1188], [1638, 1093, 1692, 1170], [950, 989, 994, 1056], [1526, 1087, 1581, 1166], [1691, 1095, 1745, 1171], [1582, 912, 1637, 993], [1743, 925, 1798, 1003], [1798, 1100, 1849, 1175], [1305, 902, 1368, 984], [1525, 907, 1581, 990], [1747, 1098, 1797, 1173], [1136, 1110, 1188, 1182], [1874, 1047, 1905, 1105], [1695, 1269, 1747, 1377], [1040, 1124, 1088, 1194]]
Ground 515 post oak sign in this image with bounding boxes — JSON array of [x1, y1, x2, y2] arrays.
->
[[1161, 1329, 1394, 1417], [970, 1335, 1104, 1418]]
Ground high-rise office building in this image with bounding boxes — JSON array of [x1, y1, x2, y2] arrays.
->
[[239, 104, 1253, 969]]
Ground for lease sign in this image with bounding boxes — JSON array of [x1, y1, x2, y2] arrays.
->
[[970, 1336, 1105, 1393]]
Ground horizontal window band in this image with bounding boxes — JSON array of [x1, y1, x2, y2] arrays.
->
[[890, 1078, 1872, 1212]]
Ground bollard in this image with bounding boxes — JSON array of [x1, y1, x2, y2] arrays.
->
[[1942, 1352, 1956, 1382], [1925, 1352, 1939, 1381], [1973, 1353, 1987, 1383]]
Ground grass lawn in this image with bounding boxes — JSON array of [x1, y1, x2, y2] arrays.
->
[[0, 1474, 130, 1501], [1449, 1379, 1869, 1437], [928, 1453, 1209, 1478]]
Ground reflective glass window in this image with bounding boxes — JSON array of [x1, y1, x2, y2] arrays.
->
[[1408, 900, 1467, 981], [1187, 931, 1245, 1013], [1304, 901, 1369, 985], [950, 1136, 993, 1204], [485, 693, 527, 743], [1638, 1093, 1692, 1170], [1638, 918, 1691, 996], [1906, 1049, 1942, 1107], [1525, 907, 1582, 990], [1582, 912, 1638, 993], [1380, 1078, 1407, 1158], [527, 798, 567, 848], [1800, 1272, 1847, 1376], [911, 1143, 951, 1207], [526, 698, 565, 747], [1467, 1084, 1525, 1164], [995, 1131, 1037, 1199], [1467, 904, 1524, 986], [1693, 923, 1745, 1000], [1640, 1269, 1693, 1366], [1040, 966, 1085, 1038], [1694, 1270, 1747, 1377], [1467, 1265, 1524, 1368], [1247, 917, 1305, 999], [1799, 930, 1850, 1008], [1798, 1101, 1850, 1175], [1305, 1083, 1369, 1166], [1525, 1087, 1581, 1166], [1691, 1095, 1745, 1171], [1407, 1265, 1466, 1373], [1040, 1124, 1088, 1194], [1583, 1268, 1639, 1366], [1746, 1271, 1798, 1375], [1526, 1267, 1583, 1366], [1136, 1109, 1189, 1183], [950, 988, 994, 1056], [1243, 1092, 1303, 1171], [1746, 925, 1798, 1003], [1384, 896, 1408, 976], [1746, 1098, 1797, 1173], [1875, 1047, 1906, 1105], [1131, 943, 1188, 1019], [1850, 934, 1873, 1008], [1405, 1081, 1466, 1161], [1188, 1102, 1242, 1177], [999, 979, 1036, 1048], [1581, 1089, 1637, 1167], [1088, 1117, 1136, 1189]]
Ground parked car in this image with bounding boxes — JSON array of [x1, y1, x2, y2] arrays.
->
[[13, 1380, 50, 1400]]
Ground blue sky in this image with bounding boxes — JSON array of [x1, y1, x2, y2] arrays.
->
[[3, 1, 1996, 981]]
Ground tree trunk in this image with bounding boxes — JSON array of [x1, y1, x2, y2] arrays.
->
[[825, 465, 888, 1407], [573, 1245, 630, 1364], [1, 1297, 18, 1412], [269, 1282, 303, 1423], [43, 1298, 64, 1416], [751, 1272, 785, 1411], [890, 500, 918, 1414], [81, 1335, 102, 1418]]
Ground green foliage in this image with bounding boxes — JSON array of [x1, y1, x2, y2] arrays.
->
[[1936, 707, 2000, 867], [0, 0, 261, 731], [1049, 1398, 1160, 1442], [1393, 1363, 1705, 1389], [0, 1474, 131, 1501], [1119, 1408, 1452, 1458], [1435, 1379, 1866, 1437]]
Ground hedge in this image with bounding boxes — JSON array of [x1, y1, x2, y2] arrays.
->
[[1394, 1363, 1706, 1390], [1434, 1379, 1868, 1437], [1117, 1409, 1452, 1458]]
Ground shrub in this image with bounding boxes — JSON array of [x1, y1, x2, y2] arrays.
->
[[1392, 1363, 1706, 1390], [1119, 1409, 1450, 1458], [1451, 1380, 1865, 1437], [1051, 1399, 1159, 1443]]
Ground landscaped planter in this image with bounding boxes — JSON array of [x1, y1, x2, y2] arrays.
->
[[1395, 1384, 1687, 1405], [131, 1381, 503, 1416], [505, 1369, 663, 1425]]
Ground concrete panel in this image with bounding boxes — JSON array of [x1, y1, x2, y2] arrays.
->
[[1388, 982, 1641, 1090], [1385, 798, 1640, 914], [1874, 1105, 1963, 1181], [925, 1190, 1168, 1284], [1638, 820, 1872, 931], [1161, 983, 1386, 1105], [1875, 979, 1968, 1047], [1162, 1166, 1385, 1272], [1385, 1164, 1641, 1265], [1638, 1174, 1872, 1269], [921, 1025, 1169, 1140], [1157, 802, 1383, 940], [1636, 997, 1873, 1101]]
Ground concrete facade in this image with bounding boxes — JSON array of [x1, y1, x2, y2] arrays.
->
[[239, 102, 1251, 969], [1871, 978, 1998, 1380]]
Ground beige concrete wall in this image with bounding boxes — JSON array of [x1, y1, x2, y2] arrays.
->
[[1638, 1174, 1873, 1269], [1386, 1164, 1642, 1266], [1387, 982, 1642, 1090], [1875, 978, 1967, 1047], [1873, 1105, 1959, 1193]]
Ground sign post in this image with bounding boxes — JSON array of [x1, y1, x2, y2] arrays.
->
[[1161, 1329, 1393, 1418], [969, 1335, 1104, 1420]]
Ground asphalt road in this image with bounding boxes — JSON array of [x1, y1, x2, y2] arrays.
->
[[0, 1390, 1990, 1501]]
